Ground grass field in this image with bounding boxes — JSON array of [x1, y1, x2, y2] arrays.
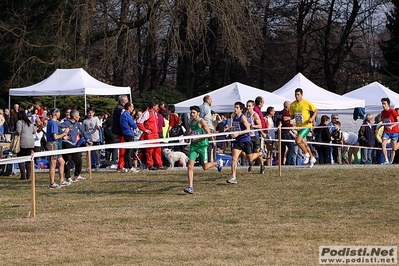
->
[[1, 165, 398, 265]]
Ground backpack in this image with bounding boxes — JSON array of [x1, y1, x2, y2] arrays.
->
[[169, 114, 184, 137], [0, 151, 13, 176]]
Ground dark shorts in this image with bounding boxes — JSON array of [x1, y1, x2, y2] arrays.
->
[[250, 135, 261, 150], [46, 141, 62, 160], [232, 141, 253, 154]]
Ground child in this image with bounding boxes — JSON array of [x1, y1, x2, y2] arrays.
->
[[331, 121, 343, 164]]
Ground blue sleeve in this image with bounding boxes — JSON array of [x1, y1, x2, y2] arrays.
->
[[128, 116, 138, 129], [78, 123, 92, 142]]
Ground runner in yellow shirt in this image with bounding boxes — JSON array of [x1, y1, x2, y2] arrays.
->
[[289, 88, 318, 167]]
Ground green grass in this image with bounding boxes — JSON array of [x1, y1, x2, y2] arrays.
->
[[0, 166, 398, 265]]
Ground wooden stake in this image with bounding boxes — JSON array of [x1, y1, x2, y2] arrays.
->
[[30, 151, 36, 218], [87, 151, 92, 179]]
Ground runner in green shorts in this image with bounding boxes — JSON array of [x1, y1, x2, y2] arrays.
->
[[183, 106, 223, 194]]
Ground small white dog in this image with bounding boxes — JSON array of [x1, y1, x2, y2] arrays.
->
[[162, 148, 188, 168]]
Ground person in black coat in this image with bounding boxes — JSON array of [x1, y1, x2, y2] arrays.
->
[[104, 117, 119, 166], [314, 115, 331, 164], [358, 114, 375, 164]]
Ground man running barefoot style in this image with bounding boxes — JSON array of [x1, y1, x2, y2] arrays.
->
[[183, 106, 223, 194], [289, 88, 318, 167]]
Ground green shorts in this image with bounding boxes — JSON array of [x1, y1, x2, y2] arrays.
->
[[298, 128, 311, 139], [189, 143, 209, 163]]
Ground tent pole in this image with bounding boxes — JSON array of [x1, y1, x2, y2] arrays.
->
[[84, 94, 87, 113], [54, 96, 56, 107], [8, 95, 10, 110]]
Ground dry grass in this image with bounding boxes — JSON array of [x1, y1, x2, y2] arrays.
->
[[1, 166, 399, 266]]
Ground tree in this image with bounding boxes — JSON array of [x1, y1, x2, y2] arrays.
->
[[381, 0, 399, 90]]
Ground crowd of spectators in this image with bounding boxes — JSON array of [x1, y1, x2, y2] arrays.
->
[[1, 95, 398, 189]]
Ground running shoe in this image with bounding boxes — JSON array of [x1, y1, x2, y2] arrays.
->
[[75, 175, 86, 181], [309, 157, 317, 168], [129, 167, 139, 173], [60, 180, 71, 187], [260, 165, 265, 174], [67, 178, 76, 183], [216, 159, 224, 172], [183, 187, 194, 194], [226, 177, 237, 184], [247, 160, 255, 172], [48, 183, 60, 189], [303, 153, 310, 164]]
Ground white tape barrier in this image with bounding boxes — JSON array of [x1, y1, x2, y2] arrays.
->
[[0, 124, 388, 166]]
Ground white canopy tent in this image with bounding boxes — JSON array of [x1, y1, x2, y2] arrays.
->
[[273, 73, 366, 132], [343, 81, 399, 114], [9, 68, 131, 111], [174, 82, 290, 113], [273, 73, 365, 110]]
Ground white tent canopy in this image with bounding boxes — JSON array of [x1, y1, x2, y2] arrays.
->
[[174, 82, 291, 113], [273, 73, 365, 110], [343, 81, 399, 113], [9, 68, 131, 110]]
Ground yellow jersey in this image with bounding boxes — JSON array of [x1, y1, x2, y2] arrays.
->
[[289, 99, 317, 128]]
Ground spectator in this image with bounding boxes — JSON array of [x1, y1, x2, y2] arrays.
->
[[0, 109, 4, 141], [103, 117, 118, 168], [120, 101, 139, 172], [137, 101, 166, 170], [343, 131, 359, 164], [3, 109, 11, 142], [328, 114, 339, 132], [313, 115, 331, 164], [60, 108, 71, 123], [35, 102, 45, 123], [167, 104, 183, 151], [33, 123, 44, 163], [59, 109, 93, 182], [265, 106, 276, 166], [46, 108, 70, 189], [158, 106, 166, 139], [15, 111, 36, 180], [279, 101, 296, 165], [10, 104, 19, 131], [254, 96, 267, 138], [199, 95, 215, 162], [112, 95, 129, 171], [83, 107, 102, 171], [358, 113, 375, 164], [331, 120, 343, 164], [30, 108, 39, 124]]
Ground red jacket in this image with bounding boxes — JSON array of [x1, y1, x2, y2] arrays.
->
[[137, 109, 158, 137]]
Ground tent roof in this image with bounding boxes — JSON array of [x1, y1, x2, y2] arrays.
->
[[9, 68, 131, 96], [174, 82, 290, 113], [343, 81, 399, 113], [273, 73, 365, 110]]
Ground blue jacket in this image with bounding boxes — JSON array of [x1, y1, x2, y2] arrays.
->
[[120, 110, 138, 137], [358, 122, 375, 147], [59, 119, 92, 146]]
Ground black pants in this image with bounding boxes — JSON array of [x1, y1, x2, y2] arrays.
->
[[316, 145, 331, 164], [18, 147, 33, 179], [62, 142, 82, 179], [124, 135, 134, 169]]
